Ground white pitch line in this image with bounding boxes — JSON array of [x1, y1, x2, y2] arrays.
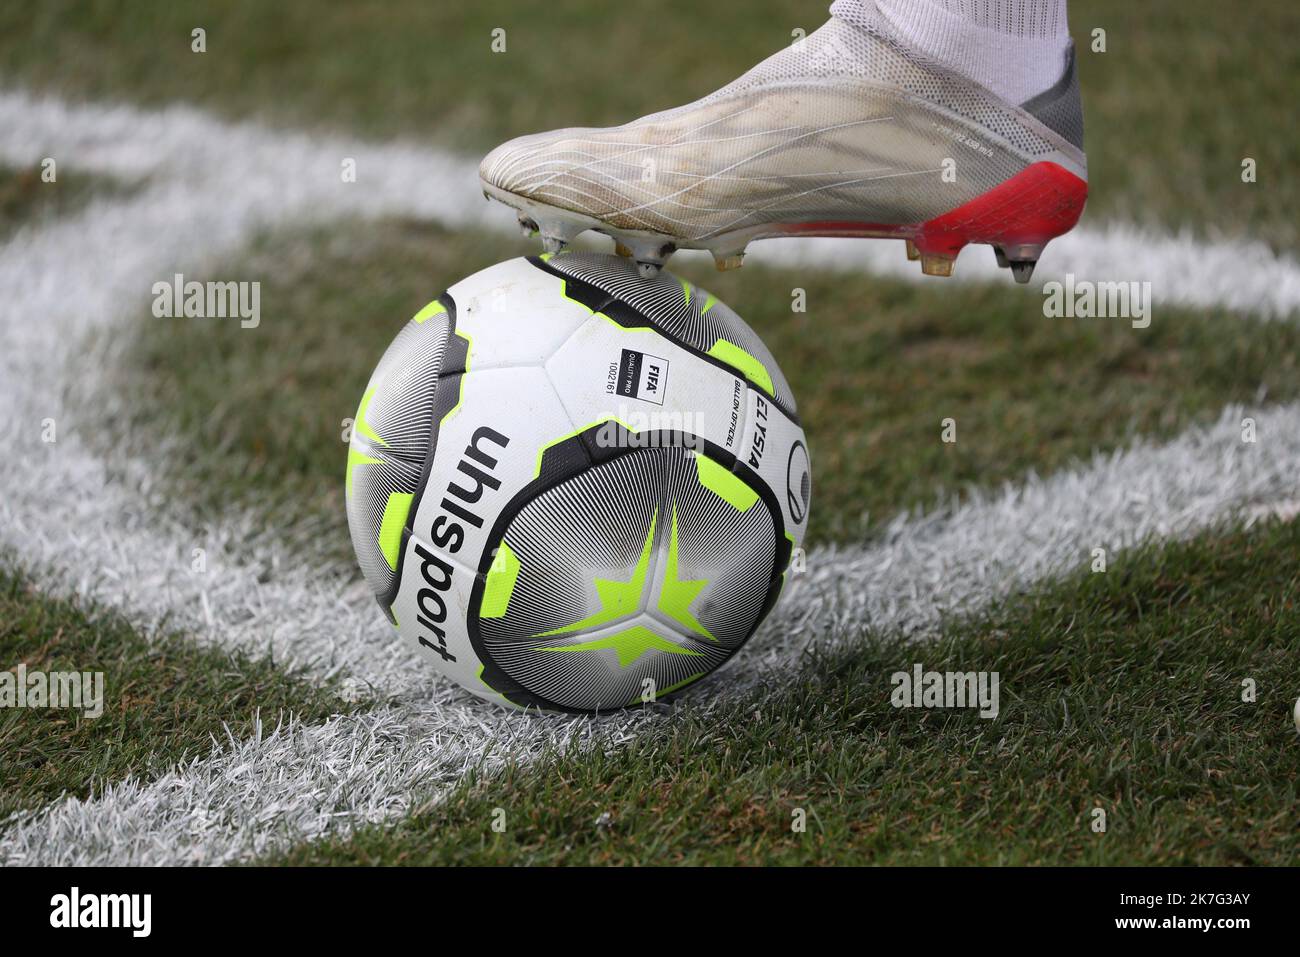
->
[[4, 399, 1298, 866], [1, 88, 1297, 865], [10, 83, 1289, 699], [0, 704, 611, 867], [2, 88, 1297, 318], [764, 401, 1300, 653], [0, 90, 666, 866], [763, 225, 1300, 319], [0, 93, 489, 697]]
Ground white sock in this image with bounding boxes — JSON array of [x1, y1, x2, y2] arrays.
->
[[830, 0, 1073, 105]]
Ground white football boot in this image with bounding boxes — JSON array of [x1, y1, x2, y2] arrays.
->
[[479, 16, 1087, 282]]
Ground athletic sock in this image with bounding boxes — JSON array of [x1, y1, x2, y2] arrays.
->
[[829, 0, 1074, 105]]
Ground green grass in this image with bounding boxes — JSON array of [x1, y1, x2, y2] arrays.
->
[[0, 561, 362, 820], [100, 219, 1300, 547], [1077, 1, 1300, 249], [0, 0, 801, 147], [93, 221, 537, 558], [0, 164, 132, 240], [7, 1, 1296, 865], [2, 1, 1295, 248], [273, 519, 1300, 865]]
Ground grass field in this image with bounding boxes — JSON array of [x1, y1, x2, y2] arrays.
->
[[0, 164, 131, 239], [0, 564, 361, 821], [278, 522, 1300, 865], [101, 220, 1300, 548], [1, 0, 1298, 866]]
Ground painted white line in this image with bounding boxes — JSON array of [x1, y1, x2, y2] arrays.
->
[[0, 90, 486, 226], [14, 84, 1284, 699], [0, 704, 605, 866], [0, 89, 661, 865], [5, 399, 1297, 865], [0, 90, 492, 695], [2, 89, 1297, 317], [763, 226, 1300, 319], [1, 88, 1296, 864], [763, 402, 1300, 653]]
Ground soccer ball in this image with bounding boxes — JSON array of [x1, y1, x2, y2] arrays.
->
[[345, 252, 810, 712]]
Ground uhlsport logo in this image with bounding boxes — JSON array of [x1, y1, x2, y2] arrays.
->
[[411, 425, 510, 664], [786, 441, 810, 524]]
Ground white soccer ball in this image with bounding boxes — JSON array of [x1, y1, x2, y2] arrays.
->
[[345, 253, 810, 712]]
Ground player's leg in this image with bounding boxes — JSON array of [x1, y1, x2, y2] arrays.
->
[[834, 0, 1077, 107], [479, 0, 1086, 281]]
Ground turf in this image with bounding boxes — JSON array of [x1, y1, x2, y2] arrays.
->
[[4, 0, 1297, 868], [0, 562, 363, 821], [272, 519, 1300, 866], [99, 218, 1300, 548], [0, 164, 131, 240], [2, 0, 1295, 248]]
